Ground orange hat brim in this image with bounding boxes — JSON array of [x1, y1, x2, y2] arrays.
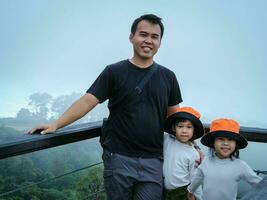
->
[[201, 131, 248, 149]]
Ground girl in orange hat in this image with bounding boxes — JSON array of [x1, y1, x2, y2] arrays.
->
[[187, 118, 262, 200], [163, 106, 205, 200]]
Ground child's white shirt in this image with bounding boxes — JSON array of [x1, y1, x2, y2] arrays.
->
[[163, 133, 202, 199], [188, 155, 262, 200]]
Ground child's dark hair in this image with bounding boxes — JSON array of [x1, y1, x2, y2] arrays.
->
[[131, 14, 164, 39], [173, 118, 195, 142]]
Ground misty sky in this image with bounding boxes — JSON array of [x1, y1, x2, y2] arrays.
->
[[1, 0, 267, 128]]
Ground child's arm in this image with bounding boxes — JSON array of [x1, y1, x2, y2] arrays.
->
[[188, 167, 204, 195], [189, 153, 204, 200], [241, 161, 262, 185]]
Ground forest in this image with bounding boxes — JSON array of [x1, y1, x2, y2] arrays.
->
[[1, 93, 266, 199], [0, 92, 106, 200], [0, 125, 105, 200]]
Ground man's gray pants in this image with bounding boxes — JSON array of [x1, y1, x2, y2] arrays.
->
[[102, 149, 163, 200]]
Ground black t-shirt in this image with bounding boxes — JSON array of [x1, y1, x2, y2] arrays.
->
[[87, 60, 182, 158]]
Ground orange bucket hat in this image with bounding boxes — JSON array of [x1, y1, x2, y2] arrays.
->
[[164, 106, 204, 140], [201, 118, 248, 149]]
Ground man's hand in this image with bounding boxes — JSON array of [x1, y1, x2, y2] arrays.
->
[[28, 93, 99, 135], [187, 192, 196, 200], [28, 124, 57, 135]]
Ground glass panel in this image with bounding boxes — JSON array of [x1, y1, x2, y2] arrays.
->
[[238, 142, 267, 198], [0, 139, 105, 200]]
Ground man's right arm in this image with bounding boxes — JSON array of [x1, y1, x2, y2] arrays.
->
[[28, 93, 99, 134]]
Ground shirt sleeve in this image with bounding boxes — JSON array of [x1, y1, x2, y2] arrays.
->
[[86, 66, 113, 103], [241, 161, 262, 185], [188, 152, 203, 200], [188, 167, 204, 194], [163, 133, 169, 146]]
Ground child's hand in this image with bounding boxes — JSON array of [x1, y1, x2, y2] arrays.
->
[[187, 192, 196, 200]]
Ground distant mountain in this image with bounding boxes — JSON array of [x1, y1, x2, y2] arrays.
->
[[0, 125, 22, 141]]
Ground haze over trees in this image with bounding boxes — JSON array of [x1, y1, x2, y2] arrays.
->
[[0, 92, 106, 199], [0, 92, 107, 132]]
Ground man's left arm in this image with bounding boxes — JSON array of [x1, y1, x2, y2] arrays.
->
[[167, 104, 180, 117]]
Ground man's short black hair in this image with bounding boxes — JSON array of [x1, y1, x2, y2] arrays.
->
[[131, 14, 164, 39]]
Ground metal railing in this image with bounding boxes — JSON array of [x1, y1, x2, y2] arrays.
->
[[1, 121, 267, 160], [0, 121, 267, 199], [0, 121, 102, 160], [0, 121, 105, 199]]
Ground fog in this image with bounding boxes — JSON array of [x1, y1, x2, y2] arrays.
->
[[1, 0, 266, 128]]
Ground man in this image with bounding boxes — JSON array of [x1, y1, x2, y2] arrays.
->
[[30, 14, 182, 199]]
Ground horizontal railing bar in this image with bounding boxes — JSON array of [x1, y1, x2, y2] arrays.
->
[[0, 121, 102, 160], [0, 121, 266, 160]]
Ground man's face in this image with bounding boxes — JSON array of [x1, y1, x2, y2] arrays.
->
[[130, 20, 161, 61]]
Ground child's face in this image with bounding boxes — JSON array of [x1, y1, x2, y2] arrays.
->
[[214, 137, 236, 159], [173, 120, 194, 144]]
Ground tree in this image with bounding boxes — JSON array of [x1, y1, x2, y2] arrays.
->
[[76, 165, 105, 200], [16, 108, 33, 121], [50, 92, 81, 119], [41, 188, 66, 200], [28, 93, 52, 121]]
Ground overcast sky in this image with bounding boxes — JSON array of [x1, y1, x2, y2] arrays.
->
[[1, 0, 267, 128]]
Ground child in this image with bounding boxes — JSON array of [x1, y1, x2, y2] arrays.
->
[[187, 118, 262, 200], [163, 106, 204, 200]]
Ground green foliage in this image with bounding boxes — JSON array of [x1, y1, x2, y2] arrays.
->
[[2, 196, 24, 200], [0, 125, 105, 200], [76, 165, 105, 200], [16, 183, 42, 200], [40, 188, 66, 200]]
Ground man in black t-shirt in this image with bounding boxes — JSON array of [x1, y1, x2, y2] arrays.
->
[[30, 14, 182, 199]]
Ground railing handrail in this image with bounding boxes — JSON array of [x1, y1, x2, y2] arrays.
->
[[0, 121, 102, 159], [0, 120, 267, 160]]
